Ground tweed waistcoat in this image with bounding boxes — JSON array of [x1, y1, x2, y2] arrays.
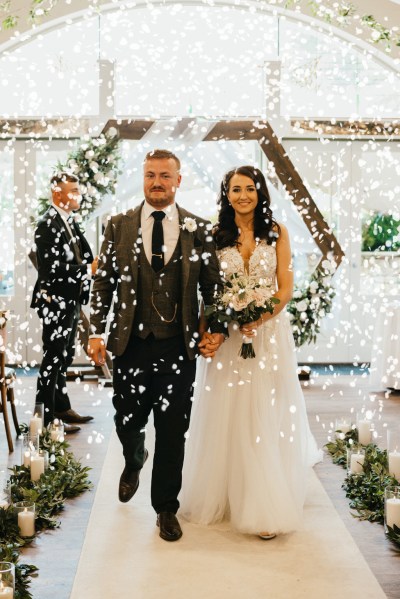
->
[[132, 241, 182, 339]]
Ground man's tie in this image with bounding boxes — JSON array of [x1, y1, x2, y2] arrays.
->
[[151, 210, 166, 272]]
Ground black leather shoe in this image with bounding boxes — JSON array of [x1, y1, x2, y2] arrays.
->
[[54, 409, 94, 423], [64, 423, 81, 434], [118, 449, 148, 503], [156, 512, 183, 542]]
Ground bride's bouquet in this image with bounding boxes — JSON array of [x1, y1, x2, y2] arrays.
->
[[205, 273, 280, 359]]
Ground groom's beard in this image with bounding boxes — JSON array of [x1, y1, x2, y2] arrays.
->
[[145, 191, 176, 209]]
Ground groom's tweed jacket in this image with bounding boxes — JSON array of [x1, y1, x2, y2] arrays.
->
[[90, 202, 225, 360]]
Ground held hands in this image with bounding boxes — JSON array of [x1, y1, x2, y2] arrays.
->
[[87, 337, 106, 365], [198, 332, 225, 359], [91, 256, 99, 276]]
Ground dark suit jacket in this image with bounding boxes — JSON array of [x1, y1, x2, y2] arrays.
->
[[31, 207, 94, 310], [90, 202, 225, 360]]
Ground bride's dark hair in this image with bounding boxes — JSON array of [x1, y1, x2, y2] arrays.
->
[[213, 166, 280, 250]]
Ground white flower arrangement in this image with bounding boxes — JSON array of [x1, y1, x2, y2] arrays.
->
[[181, 217, 198, 233], [36, 127, 121, 222], [205, 273, 280, 358], [287, 258, 337, 347]]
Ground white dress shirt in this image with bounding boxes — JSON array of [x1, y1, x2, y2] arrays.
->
[[141, 200, 180, 265], [51, 202, 91, 278], [51, 202, 75, 239]]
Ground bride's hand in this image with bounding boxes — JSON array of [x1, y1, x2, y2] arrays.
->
[[240, 320, 261, 337], [198, 332, 225, 358]]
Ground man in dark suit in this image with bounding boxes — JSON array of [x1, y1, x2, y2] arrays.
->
[[31, 172, 96, 432], [88, 149, 226, 541]]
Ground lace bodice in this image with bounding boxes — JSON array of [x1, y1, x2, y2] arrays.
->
[[217, 240, 277, 286]]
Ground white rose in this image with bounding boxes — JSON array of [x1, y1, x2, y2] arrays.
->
[[93, 172, 105, 183], [182, 217, 197, 232], [106, 126, 118, 138], [309, 281, 319, 294], [321, 259, 335, 274], [293, 289, 303, 299], [85, 150, 95, 159], [300, 312, 308, 322], [295, 300, 308, 312], [89, 161, 99, 172]]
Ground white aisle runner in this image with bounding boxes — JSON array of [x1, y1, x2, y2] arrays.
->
[[71, 428, 386, 599]]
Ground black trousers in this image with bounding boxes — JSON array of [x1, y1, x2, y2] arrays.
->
[[36, 301, 80, 424], [113, 334, 196, 514]]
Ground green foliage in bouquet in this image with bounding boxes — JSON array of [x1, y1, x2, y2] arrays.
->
[[205, 272, 280, 359], [362, 212, 400, 252]]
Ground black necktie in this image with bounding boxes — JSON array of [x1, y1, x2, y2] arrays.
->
[[151, 211, 166, 272]]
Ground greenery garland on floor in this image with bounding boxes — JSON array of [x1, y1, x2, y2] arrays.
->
[[325, 429, 400, 550], [0, 425, 92, 598]]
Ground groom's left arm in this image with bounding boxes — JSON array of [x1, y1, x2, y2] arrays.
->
[[197, 222, 228, 342]]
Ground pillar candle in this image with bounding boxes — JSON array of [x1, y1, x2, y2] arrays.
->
[[18, 507, 35, 537], [0, 584, 13, 598], [358, 420, 372, 445], [30, 455, 44, 482], [388, 452, 400, 481], [29, 414, 42, 437], [386, 497, 400, 529], [350, 452, 365, 474]]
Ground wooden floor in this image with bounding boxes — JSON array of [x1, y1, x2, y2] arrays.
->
[[1, 369, 399, 599]]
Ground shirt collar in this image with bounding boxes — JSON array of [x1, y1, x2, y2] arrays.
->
[[51, 202, 72, 221], [143, 200, 178, 222]]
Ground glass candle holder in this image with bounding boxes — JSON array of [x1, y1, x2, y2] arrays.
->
[[347, 447, 366, 475], [39, 449, 49, 471], [0, 477, 10, 510], [357, 413, 373, 446], [0, 494, 9, 510], [387, 430, 400, 481], [335, 417, 352, 439], [29, 405, 43, 437], [20, 433, 39, 468], [0, 562, 15, 597], [30, 451, 45, 482], [14, 501, 35, 538], [384, 486, 400, 533], [50, 421, 64, 442]]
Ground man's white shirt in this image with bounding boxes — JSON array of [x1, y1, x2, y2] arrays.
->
[[141, 200, 180, 266]]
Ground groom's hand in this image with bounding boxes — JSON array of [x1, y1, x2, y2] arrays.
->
[[198, 332, 225, 359], [87, 337, 107, 365]]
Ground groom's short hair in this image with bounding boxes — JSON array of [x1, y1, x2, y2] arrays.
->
[[50, 172, 79, 187], [144, 149, 181, 171]]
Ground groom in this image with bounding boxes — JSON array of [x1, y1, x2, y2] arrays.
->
[[88, 149, 226, 541]]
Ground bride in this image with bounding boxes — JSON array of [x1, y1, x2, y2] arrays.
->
[[179, 165, 321, 538]]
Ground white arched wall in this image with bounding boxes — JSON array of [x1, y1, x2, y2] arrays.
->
[[1, 0, 400, 62]]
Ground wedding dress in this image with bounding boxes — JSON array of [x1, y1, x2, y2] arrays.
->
[[179, 241, 322, 534]]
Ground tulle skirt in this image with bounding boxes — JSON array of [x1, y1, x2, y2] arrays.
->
[[179, 312, 322, 534]]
